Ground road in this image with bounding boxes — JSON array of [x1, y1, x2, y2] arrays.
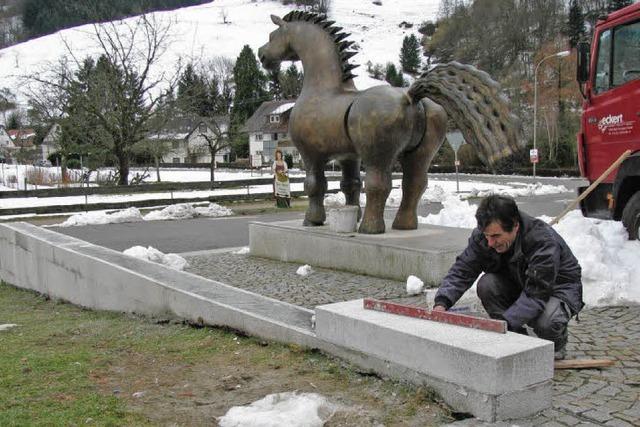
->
[[50, 175, 587, 254]]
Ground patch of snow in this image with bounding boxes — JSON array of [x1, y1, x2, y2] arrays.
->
[[59, 207, 143, 227], [418, 195, 477, 229], [218, 391, 336, 427], [406, 275, 424, 295], [465, 182, 569, 199], [123, 246, 188, 270], [194, 202, 234, 217], [0, 324, 18, 331], [296, 264, 313, 277], [143, 203, 198, 221], [234, 246, 250, 255], [551, 211, 640, 307]]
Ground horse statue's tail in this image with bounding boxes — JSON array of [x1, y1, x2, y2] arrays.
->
[[407, 62, 524, 167]]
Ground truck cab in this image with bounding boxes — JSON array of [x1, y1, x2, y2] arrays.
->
[[576, 3, 640, 239]]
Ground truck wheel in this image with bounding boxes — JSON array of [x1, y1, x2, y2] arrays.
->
[[622, 192, 640, 240]]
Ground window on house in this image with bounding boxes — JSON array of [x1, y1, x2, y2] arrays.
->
[[273, 133, 278, 141], [255, 133, 263, 141], [269, 114, 280, 123], [172, 157, 180, 163]]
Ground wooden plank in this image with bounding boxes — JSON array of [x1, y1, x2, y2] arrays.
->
[[554, 359, 615, 370], [363, 298, 507, 334]]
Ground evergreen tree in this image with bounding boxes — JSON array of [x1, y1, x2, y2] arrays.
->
[[267, 68, 283, 100], [6, 111, 22, 129], [230, 45, 268, 158], [281, 63, 303, 99], [384, 63, 405, 87], [607, 0, 632, 12], [177, 63, 213, 117], [231, 45, 268, 126], [566, 0, 586, 48], [400, 34, 421, 74]]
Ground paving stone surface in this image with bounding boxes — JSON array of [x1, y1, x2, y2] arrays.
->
[[185, 252, 640, 426]]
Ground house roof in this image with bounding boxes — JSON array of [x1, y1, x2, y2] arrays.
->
[[7, 128, 35, 147], [147, 115, 230, 140], [242, 99, 296, 133]]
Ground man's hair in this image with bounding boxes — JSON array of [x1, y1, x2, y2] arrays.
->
[[475, 195, 520, 232]]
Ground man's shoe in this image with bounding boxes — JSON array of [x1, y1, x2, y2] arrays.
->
[[554, 347, 566, 361], [553, 327, 568, 360]]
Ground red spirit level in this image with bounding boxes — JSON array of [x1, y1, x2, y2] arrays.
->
[[363, 298, 507, 334]]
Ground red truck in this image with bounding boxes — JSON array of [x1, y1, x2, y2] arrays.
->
[[576, 2, 640, 240]]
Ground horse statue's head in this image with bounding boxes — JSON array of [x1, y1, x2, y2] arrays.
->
[[258, 15, 299, 71], [258, 11, 359, 87]]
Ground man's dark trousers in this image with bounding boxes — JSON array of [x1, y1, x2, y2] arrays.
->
[[476, 273, 570, 352]]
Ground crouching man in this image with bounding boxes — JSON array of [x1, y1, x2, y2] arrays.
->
[[433, 195, 584, 360]]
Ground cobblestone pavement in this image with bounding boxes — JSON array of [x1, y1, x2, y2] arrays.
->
[[186, 252, 640, 426]]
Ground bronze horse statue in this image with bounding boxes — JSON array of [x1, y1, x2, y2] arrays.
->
[[258, 11, 523, 234]]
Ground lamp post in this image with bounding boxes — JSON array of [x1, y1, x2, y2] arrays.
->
[[533, 50, 570, 179], [446, 131, 465, 193]]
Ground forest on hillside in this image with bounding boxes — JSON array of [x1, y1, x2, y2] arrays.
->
[[418, 0, 634, 172], [0, 0, 210, 46]]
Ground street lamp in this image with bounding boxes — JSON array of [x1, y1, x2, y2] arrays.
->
[[533, 50, 570, 179]]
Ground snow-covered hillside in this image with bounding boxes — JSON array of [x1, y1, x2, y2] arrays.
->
[[0, 0, 439, 112]]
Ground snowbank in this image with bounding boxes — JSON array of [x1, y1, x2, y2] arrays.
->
[[123, 246, 188, 270]]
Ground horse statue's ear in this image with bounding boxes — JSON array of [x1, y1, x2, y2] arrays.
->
[[271, 15, 285, 26]]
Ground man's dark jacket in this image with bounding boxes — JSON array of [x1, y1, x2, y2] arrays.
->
[[434, 212, 584, 330]]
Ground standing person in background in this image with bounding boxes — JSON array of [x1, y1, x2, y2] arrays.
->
[[272, 149, 290, 208], [432, 195, 583, 360]]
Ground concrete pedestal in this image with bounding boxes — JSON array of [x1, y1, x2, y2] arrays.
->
[[249, 220, 469, 285]]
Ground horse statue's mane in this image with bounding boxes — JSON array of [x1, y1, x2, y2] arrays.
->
[[282, 10, 359, 82]]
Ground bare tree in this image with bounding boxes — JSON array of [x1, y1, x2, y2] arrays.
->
[[191, 118, 230, 186], [0, 87, 16, 124], [26, 14, 181, 185], [220, 8, 229, 24]]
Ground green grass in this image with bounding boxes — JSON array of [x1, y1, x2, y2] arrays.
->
[[0, 284, 148, 426], [0, 282, 452, 426]]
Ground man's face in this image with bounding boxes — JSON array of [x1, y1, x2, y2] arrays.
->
[[482, 220, 519, 253]]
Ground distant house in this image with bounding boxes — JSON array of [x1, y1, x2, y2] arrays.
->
[[243, 99, 299, 166], [0, 127, 37, 163], [41, 123, 60, 161], [147, 116, 231, 165]]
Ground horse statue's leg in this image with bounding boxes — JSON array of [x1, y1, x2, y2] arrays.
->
[[303, 158, 328, 226], [339, 158, 362, 220], [393, 98, 447, 230], [359, 167, 392, 234]]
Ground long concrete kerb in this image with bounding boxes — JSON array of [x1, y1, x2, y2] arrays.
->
[[0, 222, 554, 421], [249, 219, 469, 284]]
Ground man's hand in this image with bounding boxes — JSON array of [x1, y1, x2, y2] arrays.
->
[[432, 305, 447, 312]]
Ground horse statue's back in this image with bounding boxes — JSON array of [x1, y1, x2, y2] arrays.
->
[[258, 11, 523, 234]]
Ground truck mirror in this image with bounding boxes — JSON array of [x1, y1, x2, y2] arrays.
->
[[576, 42, 590, 84]]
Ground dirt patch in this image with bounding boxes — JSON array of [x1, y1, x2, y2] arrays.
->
[[95, 331, 452, 426]]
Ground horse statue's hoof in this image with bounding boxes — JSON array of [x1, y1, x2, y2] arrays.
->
[[392, 217, 418, 230], [358, 219, 385, 234]]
